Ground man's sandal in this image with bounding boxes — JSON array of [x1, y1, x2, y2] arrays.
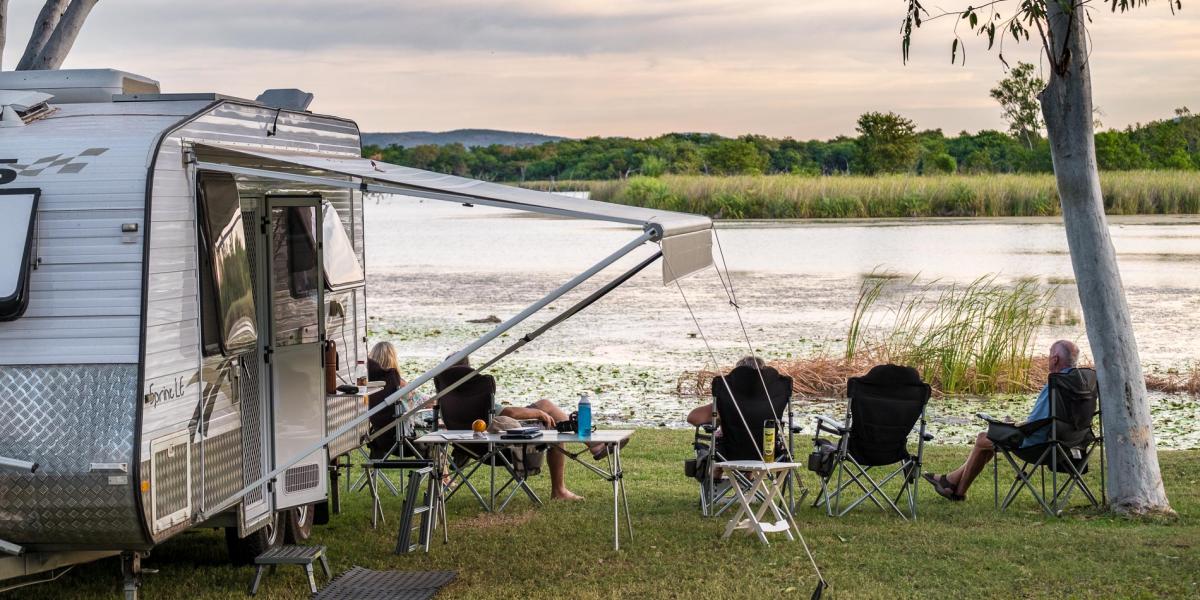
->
[[922, 472, 965, 501]]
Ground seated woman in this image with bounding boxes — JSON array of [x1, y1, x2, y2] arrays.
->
[[366, 341, 415, 459]]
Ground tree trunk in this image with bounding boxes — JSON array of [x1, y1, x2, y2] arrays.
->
[[16, 0, 70, 70], [21, 0, 98, 71], [0, 0, 8, 70], [1040, 1, 1171, 515]]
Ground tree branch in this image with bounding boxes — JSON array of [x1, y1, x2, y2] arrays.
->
[[22, 0, 99, 71], [16, 0, 70, 70]]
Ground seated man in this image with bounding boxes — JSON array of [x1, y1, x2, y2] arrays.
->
[[451, 356, 607, 502], [686, 355, 767, 428], [924, 339, 1079, 501]]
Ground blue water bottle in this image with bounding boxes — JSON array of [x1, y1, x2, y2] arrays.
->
[[577, 392, 592, 439]]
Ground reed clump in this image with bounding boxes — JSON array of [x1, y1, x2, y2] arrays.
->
[[678, 274, 1056, 399], [528, 171, 1200, 219]]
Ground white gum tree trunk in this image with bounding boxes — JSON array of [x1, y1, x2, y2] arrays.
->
[[0, 0, 8, 70], [16, 0, 70, 70], [20, 0, 96, 71], [1040, 1, 1171, 515]]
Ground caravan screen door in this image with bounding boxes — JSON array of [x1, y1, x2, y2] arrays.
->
[[266, 198, 328, 510]]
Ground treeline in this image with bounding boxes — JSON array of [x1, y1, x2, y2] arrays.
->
[[363, 109, 1200, 182]]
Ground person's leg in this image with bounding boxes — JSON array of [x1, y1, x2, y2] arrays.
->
[[529, 399, 584, 500], [946, 432, 995, 496]]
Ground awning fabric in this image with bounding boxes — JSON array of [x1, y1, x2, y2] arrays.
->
[[192, 143, 713, 283]]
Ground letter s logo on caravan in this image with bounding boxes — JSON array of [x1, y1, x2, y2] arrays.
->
[[0, 148, 109, 184], [0, 159, 16, 185]]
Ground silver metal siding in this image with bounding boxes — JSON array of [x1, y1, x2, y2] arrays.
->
[[141, 102, 363, 541]]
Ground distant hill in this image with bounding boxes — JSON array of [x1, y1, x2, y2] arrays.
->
[[362, 129, 567, 149]]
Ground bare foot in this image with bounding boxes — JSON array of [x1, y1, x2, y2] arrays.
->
[[551, 489, 585, 501]]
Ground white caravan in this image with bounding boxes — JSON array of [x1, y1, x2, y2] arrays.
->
[[0, 69, 712, 596]]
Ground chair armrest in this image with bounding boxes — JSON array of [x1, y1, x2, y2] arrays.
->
[[700, 423, 716, 434], [790, 425, 804, 434], [976, 412, 1010, 425], [920, 433, 934, 442], [815, 415, 847, 434]]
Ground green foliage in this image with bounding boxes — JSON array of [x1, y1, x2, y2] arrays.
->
[[927, 152, 958, 174], [855, 111, 920, 174], [703, 138, 768, 175], [991, 62, 1046, 149], [362, 110, 1200, 182]]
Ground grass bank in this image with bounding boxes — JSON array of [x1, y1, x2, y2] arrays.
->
[[16, 430, 1199, 599], [524, 171, 1200, 218]]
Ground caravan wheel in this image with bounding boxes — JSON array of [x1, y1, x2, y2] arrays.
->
[[285, 503, 316, 542], [224, 511, 283, 565]]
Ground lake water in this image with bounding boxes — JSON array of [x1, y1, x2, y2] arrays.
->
[[364, 197, 1200, 447]]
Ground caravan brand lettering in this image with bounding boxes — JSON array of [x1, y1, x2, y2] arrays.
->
[[0, 148, 109, 181], [146, 376, 188, 407], [0, 159, 16, 185]]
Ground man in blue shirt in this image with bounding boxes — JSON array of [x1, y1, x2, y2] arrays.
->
[[924, 340, 1079, 501]]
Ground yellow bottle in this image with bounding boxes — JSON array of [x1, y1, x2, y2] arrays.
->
[[762, 420, 776, 463]]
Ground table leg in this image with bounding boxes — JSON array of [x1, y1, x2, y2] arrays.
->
[[608, 442, 620, 550], [616, 444, 633, 539]]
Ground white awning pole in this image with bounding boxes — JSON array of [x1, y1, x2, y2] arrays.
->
[[203, 229, 655, 518]]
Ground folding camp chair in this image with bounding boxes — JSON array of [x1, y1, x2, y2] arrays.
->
[[686, 365, 802, 517], [433, 366, 544, 511], [979, 367, 1105, 517], [809, 364, 932, 520]]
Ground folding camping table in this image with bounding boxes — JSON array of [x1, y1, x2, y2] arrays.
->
[[715, 460, 804, 545], [414, 429, 635, 550]]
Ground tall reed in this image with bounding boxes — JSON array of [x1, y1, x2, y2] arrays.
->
[[848, 275, 1055, 395], [525, 171, 1200, 219]]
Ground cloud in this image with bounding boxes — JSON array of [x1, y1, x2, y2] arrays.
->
[[3, 0, 1196, 138]]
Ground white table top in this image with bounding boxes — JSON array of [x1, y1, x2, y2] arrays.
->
[[715, 460, 803, 472], [415, 429, 634, 445]]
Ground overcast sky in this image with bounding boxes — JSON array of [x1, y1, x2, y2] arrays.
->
[[4, 1, 1197, 138]]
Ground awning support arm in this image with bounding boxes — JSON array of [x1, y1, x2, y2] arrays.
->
[[367, 249, 661, 444], [203, 229, 655, 518], [381, 249, 664, 431]]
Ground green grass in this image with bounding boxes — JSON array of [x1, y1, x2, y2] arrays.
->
[[16, 430, 1200, 599], [525, 171, 1200, 219]]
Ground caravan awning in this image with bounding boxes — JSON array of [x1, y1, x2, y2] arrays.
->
[[191, 143, 713, 283]]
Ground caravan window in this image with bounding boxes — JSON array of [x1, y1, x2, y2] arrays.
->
[[0, 189, 39, 321], [287, 206, 319, 298], [321, 201, 365, 291], [283, 201, 364, 295], [198, 174, 258, 356]]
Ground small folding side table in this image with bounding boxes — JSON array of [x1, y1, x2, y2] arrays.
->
[[715, 460, 804, 545]]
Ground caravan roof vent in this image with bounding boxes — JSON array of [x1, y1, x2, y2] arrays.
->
[[0, 90, 56, 127], [256, 88, 313, 112], [0, 69, 159, 104]]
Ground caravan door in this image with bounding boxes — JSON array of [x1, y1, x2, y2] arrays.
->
[[263, 196, 328, 510]]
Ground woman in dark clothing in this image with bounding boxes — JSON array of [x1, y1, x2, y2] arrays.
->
[[366, 342, 410, 459]]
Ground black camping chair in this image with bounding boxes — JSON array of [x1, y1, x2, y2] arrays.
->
[[809, 364, 932, 519], [433, 366, 544, 512], [686, 365, 802, 517], [978, 367, 1105, 516]]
